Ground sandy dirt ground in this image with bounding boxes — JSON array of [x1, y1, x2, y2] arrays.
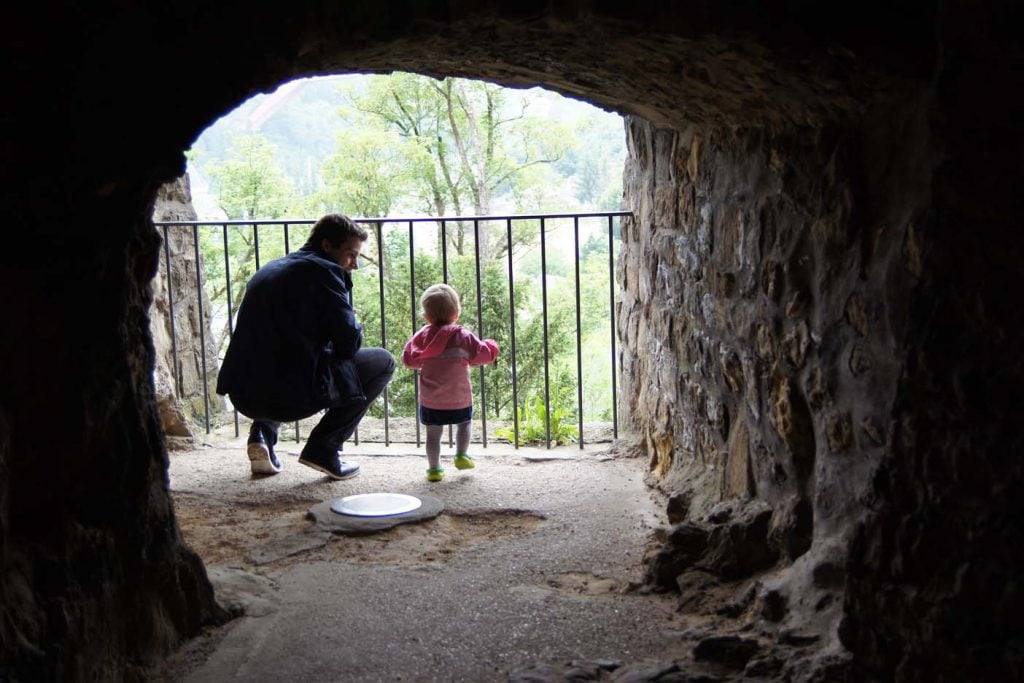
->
[[154, 430, 701, 682]]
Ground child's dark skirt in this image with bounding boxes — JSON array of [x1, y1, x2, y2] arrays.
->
[[418, 405, 473, 426]]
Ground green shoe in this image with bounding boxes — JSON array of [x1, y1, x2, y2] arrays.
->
[[426, 467, 444, 482], [454, 454, 475, 470]]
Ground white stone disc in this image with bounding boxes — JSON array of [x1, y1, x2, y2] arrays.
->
[[330, 493, 422, 517]]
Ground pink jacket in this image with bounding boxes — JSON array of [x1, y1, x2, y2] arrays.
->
[[401, 324, 499, 410]]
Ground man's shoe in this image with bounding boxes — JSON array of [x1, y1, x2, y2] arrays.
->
[[298, 449, 360, 480], [247, 432, 282, 475]]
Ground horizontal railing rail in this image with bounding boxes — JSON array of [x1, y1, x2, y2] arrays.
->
[[154, 211, 627, 449]]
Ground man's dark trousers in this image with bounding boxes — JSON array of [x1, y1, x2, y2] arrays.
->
[[231, 348, 395, 456]]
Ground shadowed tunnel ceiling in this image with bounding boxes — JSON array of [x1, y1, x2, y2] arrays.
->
[[34, 2, 936, 189]]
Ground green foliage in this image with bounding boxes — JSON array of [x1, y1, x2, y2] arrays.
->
[[339, 74, 573, 226], [188, 74, 625, 221], [197, 221, 312, 362], [313, 128, 412, 218], [203, 135, 297, 219], [555, 110, 627, 210], [187, 77, 353, 197], [495, 389, 580, 446]]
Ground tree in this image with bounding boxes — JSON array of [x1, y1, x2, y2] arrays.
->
[[313, 128, 412, 218], [197, 222, 298, 371], [556, 111, 627, 211], [197, 135, 302, 361], [338, 74, 573, 259], [204, 134, 295, 220]]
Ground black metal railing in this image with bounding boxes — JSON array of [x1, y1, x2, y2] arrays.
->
[[154, 211, 627, 449]]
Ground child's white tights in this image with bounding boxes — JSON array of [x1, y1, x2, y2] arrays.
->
[[425, 421, 471, 469]]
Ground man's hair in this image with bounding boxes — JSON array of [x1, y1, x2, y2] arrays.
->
[[420, 283, 461, 325], [306, 213, 369, 249]]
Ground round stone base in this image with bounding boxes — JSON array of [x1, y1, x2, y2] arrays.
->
[[308, 494, 444, 535]]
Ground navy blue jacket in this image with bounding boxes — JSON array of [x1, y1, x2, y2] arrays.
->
[[216, 246, 366, 412]]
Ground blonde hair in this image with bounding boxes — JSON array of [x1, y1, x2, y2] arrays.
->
[[420, 283, 461, 325]]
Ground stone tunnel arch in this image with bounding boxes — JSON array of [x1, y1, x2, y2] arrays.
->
[[3, 2, 1022, 681]]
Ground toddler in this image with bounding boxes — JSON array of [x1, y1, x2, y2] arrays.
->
[[402, 283, 499, 481]]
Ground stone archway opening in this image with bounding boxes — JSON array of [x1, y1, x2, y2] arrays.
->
[[156, 71, 629, 446], [152, 44, 887, 674], [154, 71, 686, 680]]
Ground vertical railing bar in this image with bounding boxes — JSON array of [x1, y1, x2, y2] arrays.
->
[[441, 219, 451, 448], [163, 225, 182, 398], [346, 222, 357, 448], [253, 223, 261, 270], [283, 222, 300, 442], [251, 222, 272, 441], [192, 224, 211, 434], [222, 224, 239, 439], [350, 228, 362, 449], [608, 215, 618, 438], [574, 217, 584, 449], [376, 221, 390, 446], [540, 218, 551, 449], [506, 218, 519, 448], [473, 219, 487, 448], [347, 224, 366, 444], [441, 219, 449, 283], [409, 220, 420, 448], [255, 224, 268, 443]]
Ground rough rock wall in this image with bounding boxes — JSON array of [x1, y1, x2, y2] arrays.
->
[[620, 99, 923, 668], [0, 197, 229, 679], [840, 4, 1024, 679], [621, 4, 1024, 680], [151, 176, 224, 447]]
